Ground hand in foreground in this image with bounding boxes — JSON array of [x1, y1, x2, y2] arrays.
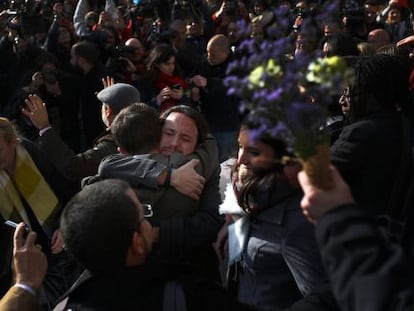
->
[[22, 94, 51, 130], [13, 223, 47, 291], [396, 35, 414, 48], [171, 159, 205, 200], [298, 165, 354, 224], [51, 229, 65, 255]]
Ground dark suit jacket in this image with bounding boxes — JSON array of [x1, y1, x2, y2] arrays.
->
[[37, 128, 118, 179]]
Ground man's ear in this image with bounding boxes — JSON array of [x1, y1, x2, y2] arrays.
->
[[103, 103, 112, 119], [131, 232, 146, 256], [126, 232, 146, 266]]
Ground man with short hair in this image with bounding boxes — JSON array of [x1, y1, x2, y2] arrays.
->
[[22, 83, 140, 179], [89, 104, 223, 280], [55, 179, 255, 311], [367, 28, 391, 50], [190, 34, 240, 162], [57, 179, 161, 310]]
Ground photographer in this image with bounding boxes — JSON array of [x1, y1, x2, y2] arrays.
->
[[106, 42, 145, 84]]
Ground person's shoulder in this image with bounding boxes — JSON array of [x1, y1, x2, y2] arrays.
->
[[342, 112, 402, 137], [94, 132, 117, 146], [21, 138, 47, 159]]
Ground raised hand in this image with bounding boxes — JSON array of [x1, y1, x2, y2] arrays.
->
[[102, 76, 115, 88], [21, 94, 50, 130]]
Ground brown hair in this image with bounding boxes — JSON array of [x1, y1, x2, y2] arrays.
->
[[0, 117, 18, 144]]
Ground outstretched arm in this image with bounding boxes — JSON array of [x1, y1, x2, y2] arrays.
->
[[22, 94, 117, 179], [298, 166, 414, 311]]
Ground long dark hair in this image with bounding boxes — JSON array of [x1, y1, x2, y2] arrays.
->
[[234, 121, 294, 215], [144, 44, 176, 85]]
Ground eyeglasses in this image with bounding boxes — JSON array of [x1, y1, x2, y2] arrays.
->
[[340, 88, 363, 100], [138, 204, 153, 226], [142, 204, 153, 218]]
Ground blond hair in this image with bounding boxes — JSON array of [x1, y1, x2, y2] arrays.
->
[[0, 117, 18, 144]]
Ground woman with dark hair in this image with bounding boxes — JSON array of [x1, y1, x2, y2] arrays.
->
[[217, 120, 326, 309], [139, 44, 196, 111], [332, 54, 412, 218]]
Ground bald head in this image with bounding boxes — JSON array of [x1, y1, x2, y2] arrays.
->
[[125, 38, 145, 62], [367, 28, 390, 50], [207, 34, 230, 66], [125, 38, 143, 48]]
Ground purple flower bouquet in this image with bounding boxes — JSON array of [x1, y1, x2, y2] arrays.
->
[[225, 2, 352, 189]]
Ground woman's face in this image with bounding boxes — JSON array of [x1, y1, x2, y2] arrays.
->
[[237, 128, 276, 173], [157, 56, 175, 76]]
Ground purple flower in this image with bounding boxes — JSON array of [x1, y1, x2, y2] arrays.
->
[[224, 1, 348, 158]]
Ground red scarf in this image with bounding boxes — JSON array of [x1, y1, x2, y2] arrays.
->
[[155, 72, 188, 111]]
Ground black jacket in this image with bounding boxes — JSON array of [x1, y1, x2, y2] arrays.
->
[[193, 56, 240, 132], [315, 204, 414, 311], [57, 263, 263, 311], [330, 111, 409, 216], [37, 129, 118, 179]]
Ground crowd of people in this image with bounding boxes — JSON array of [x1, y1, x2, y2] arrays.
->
[[2, 0, 414, 310]]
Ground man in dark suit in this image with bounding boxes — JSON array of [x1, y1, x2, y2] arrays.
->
[[22, 83, 140, 179]]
